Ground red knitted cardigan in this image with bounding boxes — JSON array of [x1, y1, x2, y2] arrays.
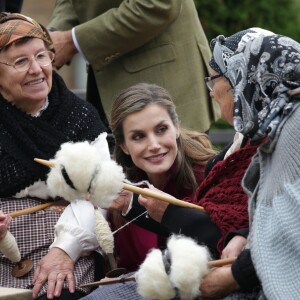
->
[[186, 142, 259, 253]]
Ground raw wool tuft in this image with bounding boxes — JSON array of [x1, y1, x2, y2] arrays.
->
[[94, 208, 114, 254], [45, 133, 125, 261], [168, 235, 210, 300], [91, 132, 111, 161], [47, 140, 101, 201], [91, 160, 125, 207], [136, 249, 176, 300], [136, 234, 211, 300], [0, 231, 21, 263], [46, 136, 125, 208]]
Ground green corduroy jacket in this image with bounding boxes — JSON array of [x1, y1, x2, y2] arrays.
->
[[49, 0, 220, 131]]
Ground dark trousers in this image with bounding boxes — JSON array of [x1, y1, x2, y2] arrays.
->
[[86, 66, 109, 130]]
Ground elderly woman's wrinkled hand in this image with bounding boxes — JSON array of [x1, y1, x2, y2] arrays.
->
[[32, 247, 75, 299], [221, 235, 247, 259], [0, 211, 11, 240], [109, 189, 133, 215], [200, 265, 239, 299], [138, 186, 170, 223]]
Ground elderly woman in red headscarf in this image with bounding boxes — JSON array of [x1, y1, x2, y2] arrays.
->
[[0, 13, 107, 300]]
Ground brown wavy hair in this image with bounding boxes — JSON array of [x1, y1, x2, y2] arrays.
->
[[110, 83, 217, 192]]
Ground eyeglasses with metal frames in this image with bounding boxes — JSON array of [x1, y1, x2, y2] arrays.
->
[[0, 50, 55, 72], [204, 73, 223, 92]]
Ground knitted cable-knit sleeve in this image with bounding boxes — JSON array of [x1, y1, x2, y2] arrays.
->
[[192, 143, 258, 253], [231, 249, 260, 291]]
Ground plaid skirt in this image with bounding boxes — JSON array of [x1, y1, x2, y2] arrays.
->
[[0, 197, 97, 298]]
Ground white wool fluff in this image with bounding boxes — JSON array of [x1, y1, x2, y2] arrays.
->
[[168, 235, 210, 300], [136, 249, 176, 300], [47, 141, 101, 201], [91, 132, 111, 161], [46, 139, 125, 208], [136, 235, 211, 300], [91, 160, 125, 208], [94, 208, 114, 254], [0, 231, 21, 263]]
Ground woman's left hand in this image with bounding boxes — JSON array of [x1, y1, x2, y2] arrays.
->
[[200, 265, 239, 298], [138, 186, 170, 222], [32, 247, 75, 299]]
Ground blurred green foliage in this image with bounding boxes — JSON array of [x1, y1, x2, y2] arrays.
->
[[210, 119, 233, 130], [194, 0, 300, 42]]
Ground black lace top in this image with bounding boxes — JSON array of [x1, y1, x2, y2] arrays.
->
[[0, 71, 106, 197]]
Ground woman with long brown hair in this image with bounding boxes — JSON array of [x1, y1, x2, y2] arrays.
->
[[108, 82, 220, 272]]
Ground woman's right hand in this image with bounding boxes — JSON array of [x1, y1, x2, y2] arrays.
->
[[0, 210, 11, 240], [32, 247, 75, 299]]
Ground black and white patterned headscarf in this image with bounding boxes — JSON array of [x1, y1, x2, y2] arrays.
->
[[209, 28, 300, 142]]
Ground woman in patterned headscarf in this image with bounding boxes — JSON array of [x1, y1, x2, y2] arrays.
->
[[0, 12, 107, 300], [200, 28, 300, 299]]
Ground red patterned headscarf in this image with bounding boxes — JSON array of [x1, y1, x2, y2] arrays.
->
[[0, 12, 53, 51]]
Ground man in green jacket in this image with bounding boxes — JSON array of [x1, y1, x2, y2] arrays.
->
[[48, 0, 220, 132]]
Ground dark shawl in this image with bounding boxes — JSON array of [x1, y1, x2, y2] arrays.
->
[[0, 71, 106, 197]]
